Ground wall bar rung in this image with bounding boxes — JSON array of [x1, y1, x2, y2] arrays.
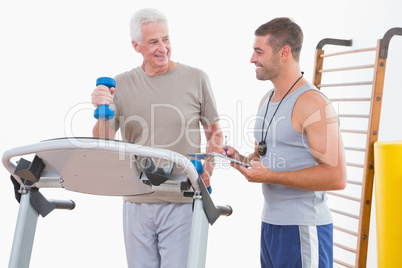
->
[[344, 147, 366, 152], [331, 209, 360, 219], [319, 64, 375, 73], [328, 192, 361, 202], [334, 258, 355, 268], [334, 225, 358, 236], [339, 114, 370, 118], [318, 81, 372, 88], [346, 162, 365, 168], [347, 179, 362, 186], [321, 47, 376, 58], [330, 98, 371, 102], [341, 129, 368, 134], [334, 242, 358, 253]]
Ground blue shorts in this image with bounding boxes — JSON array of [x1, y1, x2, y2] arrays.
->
[[260, 222, 333, 268]]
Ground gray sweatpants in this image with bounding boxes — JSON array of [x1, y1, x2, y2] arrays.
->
[[123, 202, 193, 268]]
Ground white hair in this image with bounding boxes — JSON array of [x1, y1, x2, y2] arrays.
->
[[129, 8, 168, 43]]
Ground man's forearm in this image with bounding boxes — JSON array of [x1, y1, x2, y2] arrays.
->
[[203, 122, 223, 177], [93, 121, 116, 139]]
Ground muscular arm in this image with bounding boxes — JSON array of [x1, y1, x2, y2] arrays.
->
[[235, 90, 347, 191]]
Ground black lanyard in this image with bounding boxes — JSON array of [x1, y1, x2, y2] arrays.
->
[[258, 72, 304, 156]]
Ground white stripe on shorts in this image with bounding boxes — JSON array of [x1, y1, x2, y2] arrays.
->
[[299, 225, 319, 268]]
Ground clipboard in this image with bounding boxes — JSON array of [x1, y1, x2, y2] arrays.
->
[[187, 152, 251, 168]]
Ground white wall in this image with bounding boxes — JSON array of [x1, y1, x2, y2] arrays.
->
[[1, 0, 401, 267]]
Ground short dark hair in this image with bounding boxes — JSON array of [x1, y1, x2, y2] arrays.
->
[[255, 17, 303, 62]]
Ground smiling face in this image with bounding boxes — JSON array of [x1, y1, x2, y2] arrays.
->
[[250, 34, 281, 81], [132, 21, 172, 76]]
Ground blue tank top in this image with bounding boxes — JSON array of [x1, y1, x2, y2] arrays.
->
[[254, 83, 332, 225]]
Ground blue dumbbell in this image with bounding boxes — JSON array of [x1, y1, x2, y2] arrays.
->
[[191, 159, 212, 194], [94, 77, 116, 121]]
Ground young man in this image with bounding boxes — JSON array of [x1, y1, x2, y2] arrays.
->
[[91, 8, 222, 268], [224, 17, 347, 267]]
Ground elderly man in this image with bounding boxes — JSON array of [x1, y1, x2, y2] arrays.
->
[[91, 8, 222, 268]]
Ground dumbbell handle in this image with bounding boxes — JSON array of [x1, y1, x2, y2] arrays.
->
[[94, 77, 116, 121]]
